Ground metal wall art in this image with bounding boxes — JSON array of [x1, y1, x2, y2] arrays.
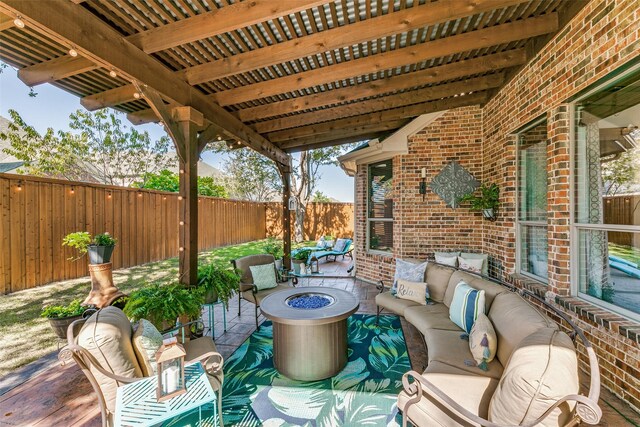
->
[[429, 160, 480, 208]]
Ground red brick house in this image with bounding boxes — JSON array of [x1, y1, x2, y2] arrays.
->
[[340, 0, 640, 412]]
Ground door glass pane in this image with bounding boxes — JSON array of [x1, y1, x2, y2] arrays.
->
[[520, 225, 548, 280], [518, 122, 548, 222], [368, 160, 393, 219], [369, 221, 393, 252], [578, 229, 640, 316]]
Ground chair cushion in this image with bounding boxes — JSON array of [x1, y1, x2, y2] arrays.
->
[[425, 263, 456, 303], [404, 304, 459, 333], [332, 238, 348, 252], [77, 306, 143, 413], [392, 258, 428, 295], [398, 361, 499, 427], [132, 319, 163, 376], [449, 282, 485, 333], [396, 279, 429, 305], [458, 256, 485, 275], [489, 328, 578, 427], [487, 292, 557, 366], [460, 252, 489, 277], [249, 263, 278, 290], [469, 313, 497, 367], [375, 291, 420, 316], [233, 254, 275, 285], [184, 337, 222, 392], [424, 329, 503, 380], [242, 284, 291, 305]]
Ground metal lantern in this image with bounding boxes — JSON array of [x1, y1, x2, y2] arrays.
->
[[155, 337, 187, 401], [310, 255, 319, 274]]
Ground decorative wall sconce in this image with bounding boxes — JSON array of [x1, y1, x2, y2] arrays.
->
[[419, 168, 427, 201], [288, 197, 297, 211]]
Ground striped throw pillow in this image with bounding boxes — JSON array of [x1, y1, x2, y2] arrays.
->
[[449, 281, 485, 333]]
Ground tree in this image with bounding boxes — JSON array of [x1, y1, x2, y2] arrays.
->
[[0, 109, 89, 181], [602, 147, 640, 195], [69, 109, 174, 186], [312, 191, 331, 202], [133, 169, 229, 198], [222, 147, 280, 201]]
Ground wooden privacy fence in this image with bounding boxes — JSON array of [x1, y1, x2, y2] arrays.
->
[[0, 173, 354, 294], [0, 174, 266, 294], [604, 194, 640, 246]]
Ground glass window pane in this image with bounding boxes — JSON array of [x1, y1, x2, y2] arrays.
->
[[520, 225, 548, 280], [575, 71, 640, 226], [369, 221, 393, 252], [577, 229, 640, 316], [368, 160, 393, 219], [518, 122, 548, 221]]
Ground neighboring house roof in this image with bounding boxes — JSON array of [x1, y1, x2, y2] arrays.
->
[[0, 161, 24, 173]]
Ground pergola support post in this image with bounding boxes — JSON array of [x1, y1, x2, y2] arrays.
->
[[278, 162, 293, 271]]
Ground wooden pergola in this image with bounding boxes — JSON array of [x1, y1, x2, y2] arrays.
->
[[0, 0, 583, 285]]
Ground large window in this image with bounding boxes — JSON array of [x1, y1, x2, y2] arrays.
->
[[367, 160, 393, 252], [574, 68, 640, 319], [518, 120, 549, 281]]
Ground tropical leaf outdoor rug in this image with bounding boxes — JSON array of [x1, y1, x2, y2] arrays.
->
[[221, 314, 410, 427]]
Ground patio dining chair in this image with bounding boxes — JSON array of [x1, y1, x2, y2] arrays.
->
[[61, 306, 224, 427], [231, 254, 294, 330]]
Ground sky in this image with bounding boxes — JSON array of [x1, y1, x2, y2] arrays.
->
[[0, 64, 355, 202]]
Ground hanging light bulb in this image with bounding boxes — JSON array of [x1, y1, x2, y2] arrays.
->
[[109, 69, 117, 78], [68, 48, 78, 57], [13, 16, 25, 28], [133, 92, 141, 99], [70, 186, 75, 194], [16, 180, 23, 191]]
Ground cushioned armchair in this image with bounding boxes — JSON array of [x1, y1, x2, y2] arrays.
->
[[231, 254, 294, 330], [60, 306, 224, 427]]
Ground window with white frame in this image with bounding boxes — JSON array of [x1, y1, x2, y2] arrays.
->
[[367, 160, 393, 252], [517, 120, 549, 282], [573, 68, 640, 319]]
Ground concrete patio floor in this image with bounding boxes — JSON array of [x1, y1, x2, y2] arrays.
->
[[0, 258, 637, 426]]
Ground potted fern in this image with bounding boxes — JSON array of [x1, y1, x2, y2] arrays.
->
[[41, 299, 86, 339], [461, 183, 500, 221], [291, 248, 312, 274], [197, 263, 240, 307], [123, 284, 203, 331]]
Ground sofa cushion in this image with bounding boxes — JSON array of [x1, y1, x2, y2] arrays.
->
[[443, 271, 481, 307], [449, 282, 485, 333], [132, 319, 163, 377], [424, 329, 503, 380], [392, 259, 428, 295], [396, 279, 429, 305], [489, 328, 578, 427], [487, 292, 557, 366], [398, 361, 499, 427], [376, 291, 421, 316], [435, 253, 458, 267], [404, 304, 457, 333], [460, 252, 489, 277], [458, 256, 485, 275], [424, 263, 456, 303], [469, 313, 497, 367], [77, 306, 143, 413]]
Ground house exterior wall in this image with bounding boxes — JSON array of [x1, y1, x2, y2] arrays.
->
[[353, 0, 640, 411]]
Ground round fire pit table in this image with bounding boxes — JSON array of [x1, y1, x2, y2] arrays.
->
[[260, 287, 359, 381]]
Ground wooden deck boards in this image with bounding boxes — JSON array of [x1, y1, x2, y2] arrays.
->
[[1, 259, 637, 426]]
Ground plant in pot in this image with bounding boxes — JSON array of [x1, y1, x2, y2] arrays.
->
[[291, 248, 312, 274], [461, 183, 500, 221], [62, 231, 117, 264], [263, 238, 284, 270], [123, 284, 203, 331], [197, 263, 240, 308], [41, 299, 86, 339]]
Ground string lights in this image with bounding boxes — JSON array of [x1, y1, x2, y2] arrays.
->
[[70, 186, 75, 194], [13, 16, 25, 28], [109, 69, 117, 78], [68, 47, 78, 57], [16, 180, 23, 191]]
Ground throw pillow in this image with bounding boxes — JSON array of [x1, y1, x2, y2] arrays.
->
[[391, 259, 428, 295], [435, 254, 458, 267], [395, 279, 430, 305], [469, 312, 497, 371], [249, 263, 278, 290], [132, 319, 164, 376], [449, 281, 485, 333], [458, 256, 484, 275], [460, 252, 489, 276], [332, 238, 347, 252]]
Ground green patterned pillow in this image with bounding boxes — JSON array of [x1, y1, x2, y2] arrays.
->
[[132, 319, 163, 377], [249, 263, 278, 290]]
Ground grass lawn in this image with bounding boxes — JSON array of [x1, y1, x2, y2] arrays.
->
[[0, 239, 283, 377], [609, 243, 640, 267]]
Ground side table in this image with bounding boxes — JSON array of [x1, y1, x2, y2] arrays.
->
[[202, 301, 227, 339], [114, 362, 219, 427]]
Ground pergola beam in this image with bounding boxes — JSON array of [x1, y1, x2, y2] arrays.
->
[[214, 13, 558, 106], [284, 133, 383, 153], [237, 49, 526, 122], [257, 75, 503, 134], [183, 0, 529, 85], [0, 0, 288, 166], [81, 84, 141, 111], [18, 56, 97, 86]]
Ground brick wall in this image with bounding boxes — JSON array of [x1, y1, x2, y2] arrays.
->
[[353, 0, 640, 412]]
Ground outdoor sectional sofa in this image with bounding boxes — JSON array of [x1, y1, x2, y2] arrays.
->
[[376, 261, 602, 427]]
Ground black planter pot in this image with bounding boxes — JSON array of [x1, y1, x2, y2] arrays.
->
[[88, 245, 115, 265], [48, 315, 83, 339]]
